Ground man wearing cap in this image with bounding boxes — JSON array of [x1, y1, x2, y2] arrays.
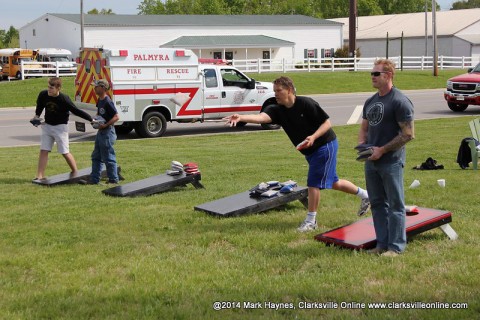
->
[[85, 79, 120, 184], [33, 77, 94, 181]]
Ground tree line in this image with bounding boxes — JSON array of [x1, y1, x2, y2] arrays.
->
[[137, 0, 477, 18], [1, 1, 479, 49]]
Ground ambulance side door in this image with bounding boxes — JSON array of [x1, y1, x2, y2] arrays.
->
[[201, 68, 222, 118], [219, 68, 259, 115]]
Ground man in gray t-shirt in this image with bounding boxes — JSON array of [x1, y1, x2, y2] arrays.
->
[[358, 59, 415, 257]]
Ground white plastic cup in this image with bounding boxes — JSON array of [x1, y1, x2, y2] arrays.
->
[[437, 179, 446, 188], [409, 179, 420, 189]]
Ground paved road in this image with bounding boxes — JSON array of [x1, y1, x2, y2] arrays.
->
[[1, 89, 479, 148]]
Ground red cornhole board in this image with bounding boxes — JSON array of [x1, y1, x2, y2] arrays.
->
[[314, 207, 457, 250]]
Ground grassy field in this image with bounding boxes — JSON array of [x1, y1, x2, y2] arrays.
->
[[0, 68, 477, 318], [0, 69, 467, 108], [0, 115, 479, 319]]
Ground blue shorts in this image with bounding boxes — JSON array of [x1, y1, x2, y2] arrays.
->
[[306, 139, 339, 189]]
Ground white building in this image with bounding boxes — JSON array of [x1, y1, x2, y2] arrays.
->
[[331, 8, 480, 61], [20, 14, 343, 62]]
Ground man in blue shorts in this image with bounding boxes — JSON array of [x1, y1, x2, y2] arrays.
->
[[223, 76, 370, 232]]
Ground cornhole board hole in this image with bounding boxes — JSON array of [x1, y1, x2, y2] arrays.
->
[[194, 186, 308, 217], [32, 167, 123, 186], [314, 207, 458, 250], [102, 172, 203, 197]]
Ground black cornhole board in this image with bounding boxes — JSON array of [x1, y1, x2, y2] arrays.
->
[[32, 167, 97, 186], [32, 167, 123, 186], [194, 186, 308, 217], [102, 172, 203, 197], [314, 207, 453, 250]]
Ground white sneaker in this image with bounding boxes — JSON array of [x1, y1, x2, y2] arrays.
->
[[357, 198, 371, 217], [297, 220, 317, 232]]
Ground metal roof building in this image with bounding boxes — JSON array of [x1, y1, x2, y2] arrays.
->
[[331, 8, 480, 60], [20, 14, 342, 62]]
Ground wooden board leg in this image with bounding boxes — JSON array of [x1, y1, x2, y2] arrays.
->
[[439, 224, 459, 240], [299, 197, 308, 209]]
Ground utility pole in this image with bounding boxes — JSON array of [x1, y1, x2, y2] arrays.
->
[[432, 0, 438, 76], [80, 0, 85, 50], [425, 0, 428, 56], [349, 0, 357, 57]]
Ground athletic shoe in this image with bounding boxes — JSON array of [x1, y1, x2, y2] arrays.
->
[[106, 180, 119, 185], [381, 250, 400, 257], [297, 220, 317, 232], [357, 198, 371, 217], [366, 247, 387, 255], [32, 177, 47, 183]]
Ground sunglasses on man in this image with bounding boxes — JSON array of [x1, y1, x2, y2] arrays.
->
[[370, 71, 389, 77]]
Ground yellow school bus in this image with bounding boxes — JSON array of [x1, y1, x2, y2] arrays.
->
[[0, 48, 41, 80]]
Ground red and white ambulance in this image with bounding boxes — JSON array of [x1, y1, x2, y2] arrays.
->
[[73, 47, 277, 137]]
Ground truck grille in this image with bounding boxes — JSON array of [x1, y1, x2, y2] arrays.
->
[[452, 82, 477, 92]]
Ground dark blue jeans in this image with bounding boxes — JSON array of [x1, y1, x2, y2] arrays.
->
[[365, 159, 406, 253], [91, 126, 118, 183]]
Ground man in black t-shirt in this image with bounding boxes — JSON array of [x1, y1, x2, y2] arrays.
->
[[33, 77, 93, 182], [223, 76, 370, 232]]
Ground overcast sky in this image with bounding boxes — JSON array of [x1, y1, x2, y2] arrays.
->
[[1, 0, 456, 32]]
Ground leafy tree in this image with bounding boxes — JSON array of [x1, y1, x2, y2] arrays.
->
[[87, 8, 115, 14], [452, 0, 480, 9], [335, 45, 361, 57], [137, 0, 440, 17], [1, 26, 19, 48], [0, 30, 5, 48], [138, 0, 165, 14]]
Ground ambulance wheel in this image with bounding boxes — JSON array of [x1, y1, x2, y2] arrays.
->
[[261, 123, 280, 130], [236, 121, 247, 127], [136, 111, 167, 138]]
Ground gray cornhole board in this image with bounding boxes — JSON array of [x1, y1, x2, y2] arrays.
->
[[32, 167, 123, 186], [32, 167, 97, 186], [194, 186, 308, 217], [102, 172, 203, 197]]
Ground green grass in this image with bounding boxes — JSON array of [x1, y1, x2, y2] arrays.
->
[[0, 69, 467, 108], [0, 116, 479, 319]]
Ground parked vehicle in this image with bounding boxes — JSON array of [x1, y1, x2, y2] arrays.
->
[[444, 63, 480, 112], [73, 47, 278, 137], [36, 48, 75, 73], [0, 48, 42, 80]]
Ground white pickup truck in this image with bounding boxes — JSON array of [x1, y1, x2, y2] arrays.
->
[[73, 48, 278, 137]]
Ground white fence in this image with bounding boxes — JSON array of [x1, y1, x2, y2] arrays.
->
[[15, 55, 478, 80], [231, 55, 478, 73], [19, 61, 77, 80]]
